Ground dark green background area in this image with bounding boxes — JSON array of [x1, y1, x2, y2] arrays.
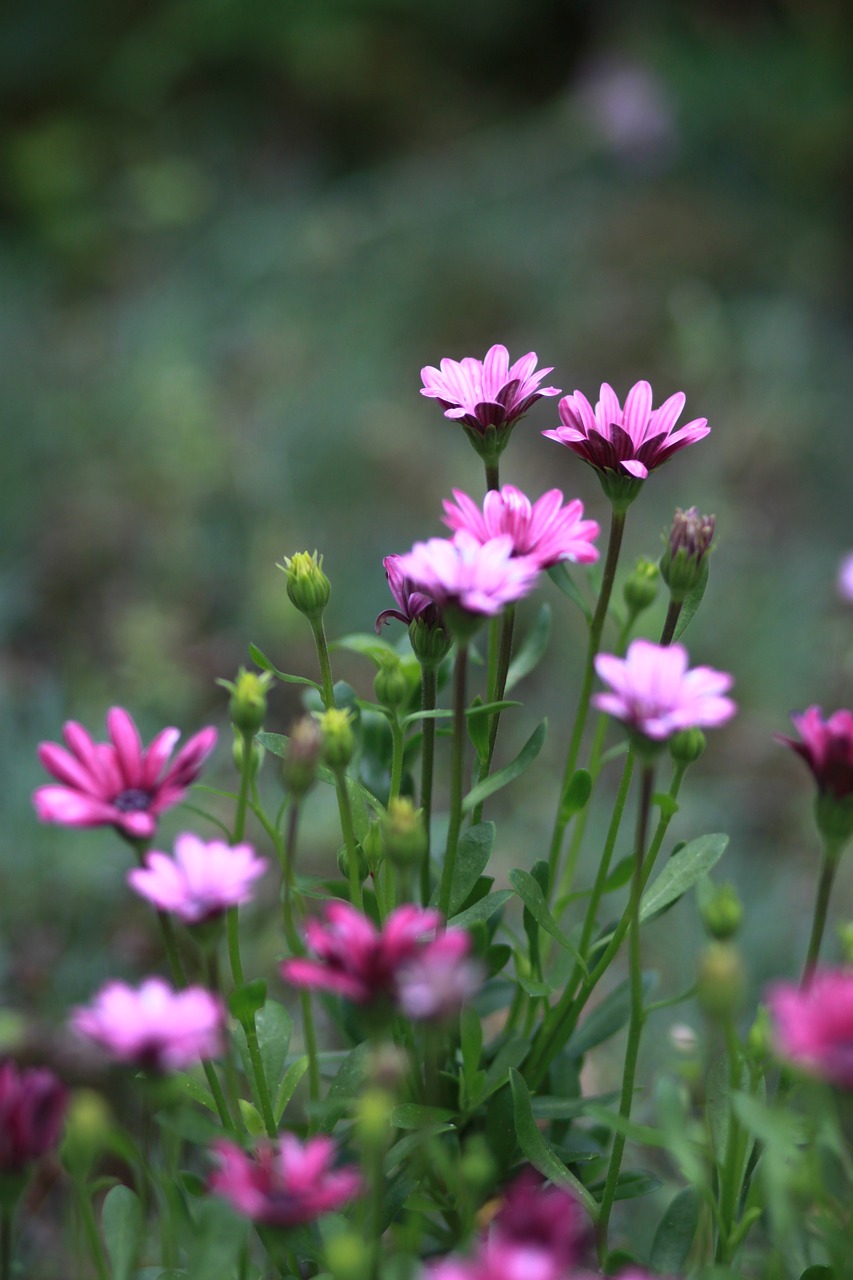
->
[[2, 0, 852, 1047]]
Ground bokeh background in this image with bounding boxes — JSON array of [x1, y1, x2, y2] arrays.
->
[[3, 0, 853, 1094]]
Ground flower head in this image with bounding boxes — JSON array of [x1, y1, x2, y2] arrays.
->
[[397, 930, 484, 1021], [544, 380, 710, 510], [396, 532, 540, 632], [71, 978, 225, 1072], [768, 969, 853, 1088], [127, 833, 268, 924], [593, 639, 735, 742], [776, 708, 853, 801], [442, 487, 600, 571], [34, 709, 217, 841], [375, 554, 445, 632], [0, 1061, 67, 1173], [210, 1135, 362, 1226]]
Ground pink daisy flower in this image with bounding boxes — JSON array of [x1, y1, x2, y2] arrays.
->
[[396, 930, 483, 1021], [71, 978, 225, 1072], [420, 344, 560, 439], [375, 553, 445, 633], [767, 969, 853, 1088], [127, 833, 268, 924], [442, 486, 600, 570], [396, 532, 541, 623], [593, 639, 735, 741], [776, 707, 853, 800], [210, 1135, 362, 1226], [0, 1061, 67, 1173], [34, 708, 217, 841]]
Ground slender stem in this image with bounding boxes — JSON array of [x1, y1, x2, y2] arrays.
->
[[310, 618, 336, 707], [471, 605, 516, 827], [576, 751, 636, 960], [281, 802, 320, 1105], [801, 839, 842, 983], [420, 665, 437, 906], [336, 768, 364, 910], [233, 729, 254, 845], [547, 510, 627, 895], [1, 1209, 12, 1280], [716, 1019, 744, 1263], [659, 598, 683, 646], [598, 762, 656, 1254], [438, 645, 469, 918], [389, 714, 404, 802], [485, 461, 500, 492]]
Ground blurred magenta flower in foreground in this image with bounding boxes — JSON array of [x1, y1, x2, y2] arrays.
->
[[397, 532, 540, 621], [837, 552, 853, 602], [34, 708, 217, 840], [397, 930, 483, 1021], [71, 978, 225, 1071], [593, 640, 735, 741], [0, 1061, 67, 1173], [127, 833, 267, 923], [776, 708, 853, 800], [442, 486, 599, 570], [768, 970, 853, 1088], [421, 344, 560, 437], [210, 1135, 362, 1225]]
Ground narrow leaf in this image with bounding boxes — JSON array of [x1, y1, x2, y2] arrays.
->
[[449, 890, 513, 930], [430, 822, 495, 916], [568, 973, 656, 1057], [672, 556, 710, 643], [509, 869, 588, 974], [329, 633, 399, 665], [559, 769, 592, 824], [102, 1185, 143, 1280], [248, 643, 321, 690], [467, 696, 490, 764], [509, 1069, 598, 1219], [650, 1187, 702, 1272], [547, 564, 593, 623], [275, 1056, 309, 1121], [640, 834, 729, 923], [505, 603, 551, 692], [462, 720, 547, 813]]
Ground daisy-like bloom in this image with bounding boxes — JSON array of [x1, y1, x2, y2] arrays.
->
[[209, 1135, 362, 1226], [544, 380, 710, 511], [71, 978, 225, 1072], [420, 345, 560, 461], [397, 532, 541, 633], [127, 833, 268, 924], [34, 708, 217, 841], [776, 708, 853, 801], [767, 969, 853, 1089], [397, 930, 484, 1021], [375, 554, 444, 632], [593, 639, 735, 743], [442, 486, 600, 571], [0, 1061, 67, 1173]]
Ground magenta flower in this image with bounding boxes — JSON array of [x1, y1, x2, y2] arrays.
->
[[593, 639, 735, 742], [375, 554, 444, 632], [776, 708, 853, 801], [0, 1061, 67, 1173], [768, 970, 853, 1088], [421, 345, 560, 446], [127, 833, 268, 923], [71, 978, 225, 1071], [544, 380, 710, 510], [281, 902, 468, 1011], [442, 486, 600, 571], [34, 708, 217, 841], [838, 552, 853, 603], [397, 930, 484, 1021], [210, 1135, 362, 1226], [396, 532, 541, 627]]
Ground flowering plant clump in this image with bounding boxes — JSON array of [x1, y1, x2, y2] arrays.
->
[[17, 341, 853, 1280]]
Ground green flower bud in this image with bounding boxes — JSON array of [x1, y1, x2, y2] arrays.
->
[[325, 1231, 371, 1280], [281, 717, 323, 797], [218, 667, 273, 735], [374, 655, 409, 710], [355, 1088, 393, 1150], [408, 616, 452, 669], [746, 1005, 773, 1065], [669, 727, 707, 764], [697, 941, 745, 1022], [623, 558, 659, 616], [699, 881, 743, 940], [280, 551, 331, 622], [320, 708, 355, 770], [61, 1089, 113, 1178], [337, 843, 369, 884], [660, 507, 715, 603], [361, 818, 384, 875], [382, 798, 428, 868]]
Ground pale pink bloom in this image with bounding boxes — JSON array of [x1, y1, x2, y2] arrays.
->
[[210, 1135, 362, 1225], [281, 902, 454, 1008], [544, 380, 709, 480], [768, 970, 853, 1088], [397, 532, 541, 619], [71, 978, 225, 1071], [838, 552, 853, 603], [776, 707, 853, 800], [593, 639, 735, 740], [127, 833, 268, 923], [34, 708, 217, 840], [375, 553, 444, 633], [0, 1061, 67, 1172], [421, 344, 560, 436], [442, 486, 600, 571], [397, 931, 484, 1021]]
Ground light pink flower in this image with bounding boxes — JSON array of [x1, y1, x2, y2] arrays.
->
[[210, 1135, 362, 1226], [127, 833, 268, 923], [397, 931, 484, 1021], [593, 639, 735, 741], [375, 554, 445, 633], [421, 344, 560, 437], [767, 970, 853, 1088], [71, 978, 225, 1071], [544, 380, 709, 489], [281, 902, 466, 1010], [396, 532, 541, 620], [0, 1061, 67, 1173], [442, 486, 600, 571], [34, 708, 217, 840], [776, 707, 853, 800], [837, 552, 853, 603]]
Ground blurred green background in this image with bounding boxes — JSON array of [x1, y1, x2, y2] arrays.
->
[[3, 0, 853, 1066]]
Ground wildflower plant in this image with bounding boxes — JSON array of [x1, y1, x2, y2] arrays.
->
[[11, 345, 853, 1280]]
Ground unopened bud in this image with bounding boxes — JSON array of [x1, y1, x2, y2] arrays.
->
[[280, 551, 331, 622], [355, 1088, 393, 1150], [699, 882, 743, 940], [660, 507, 715, 603], [623, 558, 659, 616], [325, 1230, 371, 1280], [361, 819, 384, 875], [337, 843, 369, 884], [61, 1089, 111, 1177], [408, 616, 452, 669], [320, 708, 355, 770], [746, 1005, 773, 1065], [670, 727, 706, 765], [374, 655, 409, 710], [218, 668, 272, 735], [281, 717, 322, 797], [697, 942, 745, 1022], [382, 798, 428, 868]]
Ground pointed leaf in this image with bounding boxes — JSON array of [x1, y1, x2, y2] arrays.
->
[[509, 1069, 598, 1219], [547, 564, 593, 623], [102, 1185, 143, 1280], [467, 696, 490, 764], [430, 822, 495, 916], [275, 1056, 309, 1122], [640, 834, 729, 923], [449, 890, 513, 930], [672, 556, 710, 643], [650, 1186, 702, 1272], [248, 644, 321, 690], [505, 603, 551, 692], [559, 769, 592, 824], [462, 720, 547, 813], [568, 973, 657, 1057], [509, 868, 588, 975], [330, 633, 399, 666]]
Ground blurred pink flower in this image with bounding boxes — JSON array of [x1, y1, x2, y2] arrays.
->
[[442, 487, 600, 570], [593, 639, 735, 741], [397, 930, 483, 1021], [768, 969, 853, 1088], [838, 552, 853, 603], [397, 532, 540, 620], [0, 1061, 67, 1173], [421, 344, 560, 437], [71, 978, 225, 1071], [210, 1135, 362, 1225], [127, 833, 268, 923], [34, 708, 217, 840], [375, 553, 445, 633], [776, 707, 853, 800]]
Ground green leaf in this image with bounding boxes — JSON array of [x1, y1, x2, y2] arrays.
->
[[609, 1170, 661, 1201], [248, 643, 322, 691], [460, 1004, 483, 1093], [430, 821, 495, 916], [102, 1185, 143, 1280], [462, 720, 547, 813], [228, 979, 267, 1022], [509, 868, 588, 975], [505, 603, 551, 692], [390, 1104, 456, 1130], [730, 1091, 802, 1151], [186, 1202, 247, 1280], [467, 696, 490, 763], [547, 563, 593, 623], [329, 632, 399, 666], [509, 1069, 598, 1219], [584, 1103, 668, 1147], [602, 855, 633, 894], [275, 1056, 309, 1121], [318, 1042, 371, 1132], [449, 890, 513, 930], [531, 1091, 619, 1120], [672, 555, 710, 643], [568, 973, 657, 1057], [559, 769, 592, 824], [254, 1000, 292, 1094], [640, 834, 729, 924], [650, 1188, 702, 1273]]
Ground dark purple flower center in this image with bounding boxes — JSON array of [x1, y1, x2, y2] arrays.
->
[[114, 788, 152, 813]]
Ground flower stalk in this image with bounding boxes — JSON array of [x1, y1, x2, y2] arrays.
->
[[438, 645, 469, 919]]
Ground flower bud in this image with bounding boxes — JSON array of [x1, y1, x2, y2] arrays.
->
[[382, 798, 428, 868], [669, 727, 706, 765], [660, 507, 715, 603], [623, 558, 659, 616], [219, 668, 272, 735], [746, 1005, 773, 1066], [354, 1087, 393, 1151], [280, 551, 331, 622], [320, 708, 355, 770], [361, 819, 384, 874], [281, 717, 323, 797], [373, 655, 409, 710], [337, 843, 369, 884], [699, 881, 743, 940], [408, 616, 452, 669], [325, 1230, 371, 1280], [232, 726, 264, 777], [696, 941, 745, 1022], [60, 1088, 112, 1178]]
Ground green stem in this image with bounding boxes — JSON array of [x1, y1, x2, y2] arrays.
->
[[75, 1180, 109, 1280], [389, 713, 404, 803], [471, 605, 516, 827], [233, 728, 254, 845], [310, 618, 336, 708], [420, 664, 438, 906], [1, 1209, 11, 1280], [716, 1020, 744, 1263], [802, 839, 842, 983], [659, 597, 683, 646], [598, 761, 656, 1255], [336, 767, 364, 910], [547, 510, 627, 895], [281, 803, 320, 1106], [438, 645, 469, 918], [576, 751, 636, 961], [484, 461, 500, 492]]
